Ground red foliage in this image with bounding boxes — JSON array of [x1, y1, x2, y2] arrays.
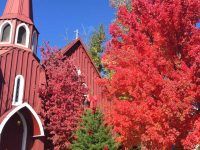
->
[[103, 145, 109, 150], [39, 43, 87, 149], [103, 0, 200, 149]]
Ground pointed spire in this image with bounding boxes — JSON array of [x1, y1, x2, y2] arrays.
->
[[0, 0, 34, 24]]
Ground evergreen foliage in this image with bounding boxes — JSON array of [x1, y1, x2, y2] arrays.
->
[[88, 25, 105, 73], [72, 109, 118, 150]]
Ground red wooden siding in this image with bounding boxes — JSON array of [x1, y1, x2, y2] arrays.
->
[[62, 39, 104, 108], [0, 46, 44, 116]]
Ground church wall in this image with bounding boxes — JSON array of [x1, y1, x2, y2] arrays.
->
[[31, 138, 44, 150], [0, 48, 44, 116], [64, 42, 106, 109]]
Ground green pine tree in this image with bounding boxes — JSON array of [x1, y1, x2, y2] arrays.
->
[[88, 24, 105, 73], [71, 109, 118, 150]]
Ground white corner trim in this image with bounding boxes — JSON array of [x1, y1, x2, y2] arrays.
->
[[14, 23, 30, 48], [0, 102, 44, 136], [17, 112, 27, 150], [12, 75, 24, 106], [0, 20, 13, 44]]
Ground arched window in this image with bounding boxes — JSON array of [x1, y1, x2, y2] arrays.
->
[[0, 21, 12, 43], [17, 26, 26, 45], [31, 31, 38, 54], [12, 75, 24, 106], [15, 23, 30, 47], [1, 24, 11, 42]]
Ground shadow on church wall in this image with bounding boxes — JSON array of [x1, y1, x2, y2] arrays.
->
[[0, 68, 5, 98]]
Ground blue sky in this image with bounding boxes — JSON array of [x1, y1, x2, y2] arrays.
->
[[0, 0, 199, 50], [0, 0, 115, 48]]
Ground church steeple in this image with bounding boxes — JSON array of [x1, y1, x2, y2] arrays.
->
[[0, 0, 38, 54], [1, 0, 33, 24]]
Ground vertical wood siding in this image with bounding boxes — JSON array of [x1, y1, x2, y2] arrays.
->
[[63, 41, 105, 109], [0, 47, 44, 116]]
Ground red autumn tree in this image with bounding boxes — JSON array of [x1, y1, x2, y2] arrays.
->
[[103, 0, 200, 149], [39, 43, 87, 149]]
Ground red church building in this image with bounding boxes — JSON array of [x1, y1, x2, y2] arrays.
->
[[0, 0, 104, 149], [61, 38, 106, 109]]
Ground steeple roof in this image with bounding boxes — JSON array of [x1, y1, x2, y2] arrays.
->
[[0, 0, 34, 24]]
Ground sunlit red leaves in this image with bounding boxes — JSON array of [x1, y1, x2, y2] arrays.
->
[[103, 0, 200, 149], [39, 43, 87, 149]]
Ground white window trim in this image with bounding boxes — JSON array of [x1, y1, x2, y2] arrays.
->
[[12, 75, 24, 106], [15, 23, 30, 48], [31, 31, 38, 54], [0, 21, 13, 44], [0, 102, 44, 136]]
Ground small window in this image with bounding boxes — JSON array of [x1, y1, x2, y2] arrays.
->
[[17, 26, 26, 45], [12, 75, 24, 106], [1, 24, 11, 42], [0, 21, 12, 43], [15, 78, 20, 102], [15, 23, 30, 47], [31, 32, 37, 54]]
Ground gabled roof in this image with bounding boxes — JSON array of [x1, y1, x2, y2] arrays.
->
[[0, 0, 34, 24], [61, 38, 101, 78], [0, 45, 40, 62]]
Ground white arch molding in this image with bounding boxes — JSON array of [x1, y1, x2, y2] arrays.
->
[[0, 20, 13, 44], [15, 23, 30, 48], [17, 112, 27, 150], [0, 102, 44, 137]]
